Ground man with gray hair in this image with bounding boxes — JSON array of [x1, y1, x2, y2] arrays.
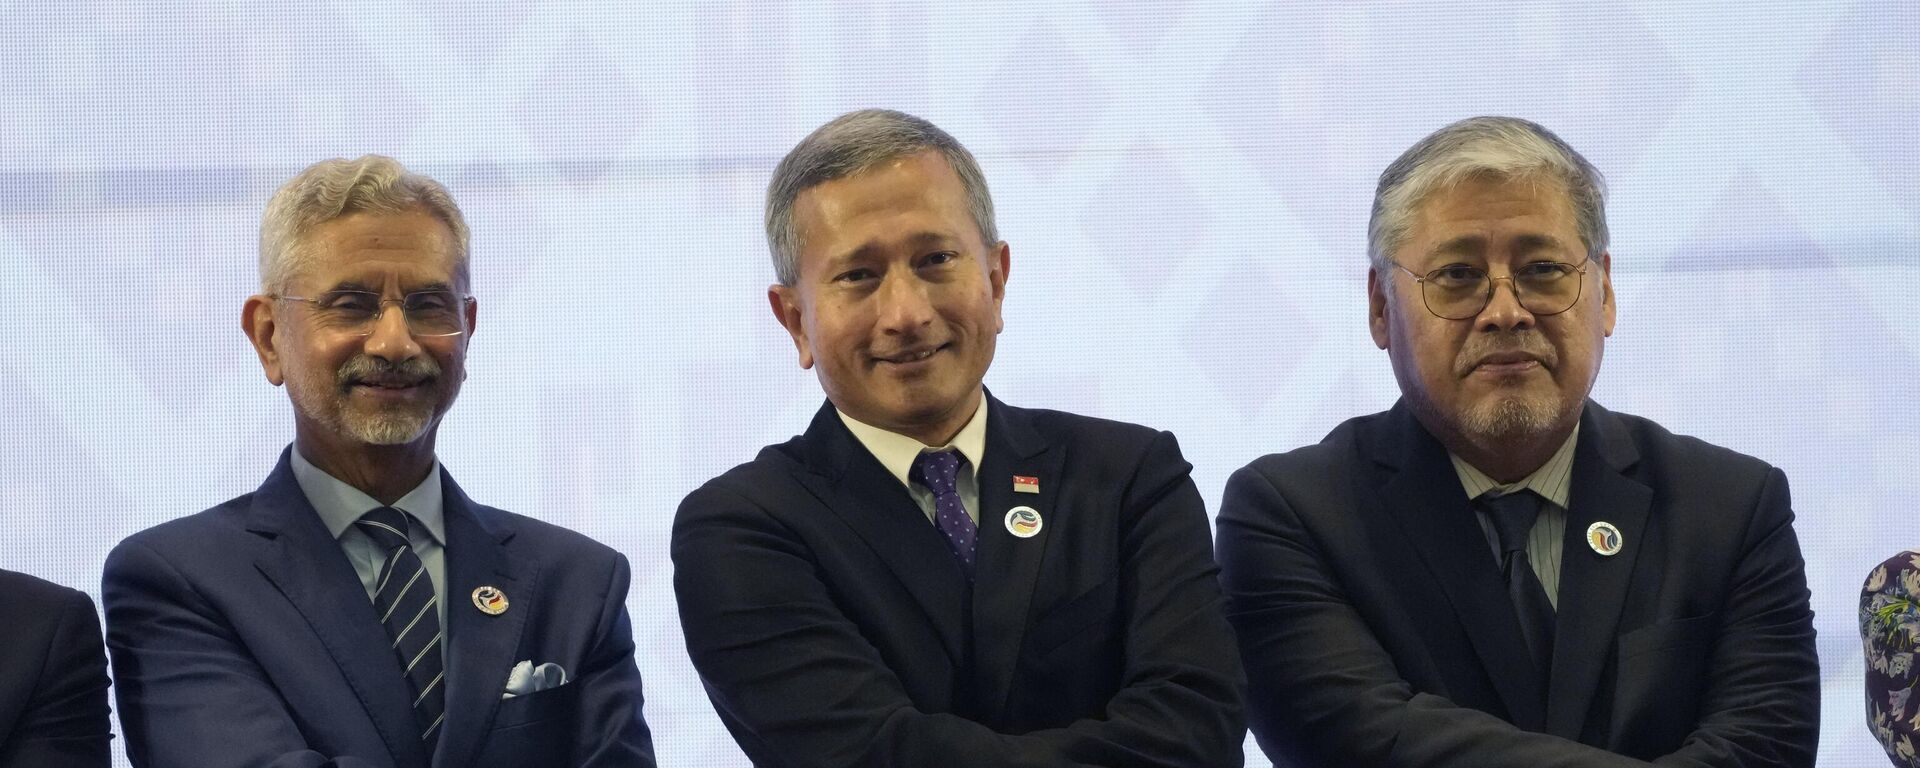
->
[[1217, 116, 1819, 766], [673, 109, 1246, 766], [104, 156, 656, 768]]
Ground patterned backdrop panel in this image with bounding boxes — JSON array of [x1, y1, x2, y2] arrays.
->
[[1, 2, 1913, 765]]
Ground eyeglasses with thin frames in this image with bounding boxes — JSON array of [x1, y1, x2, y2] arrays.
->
[[270, 289, 473, 337], [1389, 257, 1593, 320]]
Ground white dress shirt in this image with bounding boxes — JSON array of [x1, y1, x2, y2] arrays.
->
[[1450, 425, 1579, 608], [839, 398, 989, 526]]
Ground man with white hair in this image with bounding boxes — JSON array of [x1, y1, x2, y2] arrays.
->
[[104, 156, 656, 768], [1217, 117, 1819, 766]]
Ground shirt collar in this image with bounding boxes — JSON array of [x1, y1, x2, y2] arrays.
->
[[1449, 424, 1581, 509], [290, 446, 447, 545], [837, 396, 989, 490]]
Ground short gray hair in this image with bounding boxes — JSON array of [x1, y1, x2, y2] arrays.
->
[[259, 155, 470, 293], [1368, 116, 1607, 270], [765, 109, 998, 286]]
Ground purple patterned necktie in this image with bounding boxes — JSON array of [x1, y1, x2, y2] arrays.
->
[[909, 449, 977, 579]]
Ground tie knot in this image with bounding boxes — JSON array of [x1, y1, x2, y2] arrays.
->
[[1480, 491, 1541, 554], [356, 506, 412, 551], [909, 450, 964, 495]]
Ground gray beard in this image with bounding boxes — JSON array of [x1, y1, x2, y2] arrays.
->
[[289, 384, 437, 446], [1460, 391, 1562, 442]]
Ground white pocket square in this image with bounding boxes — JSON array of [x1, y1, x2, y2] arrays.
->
[[503, 660, 569, 699]]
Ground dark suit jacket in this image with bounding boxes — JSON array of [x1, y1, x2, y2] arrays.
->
[[103, 449, 655, 768], [673, 397, 1246, 767], [1216, 400, 1819, 767], [0, 569, 112, 767]]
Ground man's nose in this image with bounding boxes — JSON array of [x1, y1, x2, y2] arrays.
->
[[1474, 275, 1536, 333], [362, 303, 424, 361], [875, 274, 937, 334]]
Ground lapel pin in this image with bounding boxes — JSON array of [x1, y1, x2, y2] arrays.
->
[[472, 586, 510, 615], [1586, 522, 1624, 557], [1004, 506, 1044, 538], [1012, 475, 1040, 494]]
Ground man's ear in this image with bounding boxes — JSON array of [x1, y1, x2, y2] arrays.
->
[[1597, 250, 1615, 338], [768, 284, 814, 369], [1368, 268, 1391, 350], [242, 295, 286, 385], [989, 241, 1010, 333]]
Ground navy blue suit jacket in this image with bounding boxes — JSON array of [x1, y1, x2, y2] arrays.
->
[[0, 569, 112, 767], [674, 397, 1246, 767], [1217, 401, 1819, 767], [103, 449, 655, 768]]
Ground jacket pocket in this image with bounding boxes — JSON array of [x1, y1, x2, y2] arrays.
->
[[492, 681, 581, 730]]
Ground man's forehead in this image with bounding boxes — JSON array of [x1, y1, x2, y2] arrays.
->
[[295, 212, 460, 287]]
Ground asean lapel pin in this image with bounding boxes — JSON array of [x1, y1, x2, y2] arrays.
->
[[1586, 522, 1624, 557], [1013, 475, 1040, 494], [472, 586, 510, 615], [1004, 506, 1044, 538]]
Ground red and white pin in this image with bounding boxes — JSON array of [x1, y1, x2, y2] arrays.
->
[[1012, 475, 1040, 494]]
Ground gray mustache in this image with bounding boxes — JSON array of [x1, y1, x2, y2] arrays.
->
[[336, 355, 441, 388]]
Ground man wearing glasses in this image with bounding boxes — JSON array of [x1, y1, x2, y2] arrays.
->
[[103, 156, 656, 768], [1217, 117, 1819, 767]]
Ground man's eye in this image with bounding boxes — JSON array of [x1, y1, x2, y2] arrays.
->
[[834, 269, 875, 283], [406, 292, 455, 312], [321, 293, 379, 313], [1429, 266, 1483, 285], [923, 251, 957, 266], [1517, 262, 1573, 281]]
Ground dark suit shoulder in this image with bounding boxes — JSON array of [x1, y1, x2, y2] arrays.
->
[[1604, 407, 1774, 479], [1011, 405, 1172, 448], [109, 491, 262, 564], [1233, 411, 1384, 493], [481, 504, 625, 566], [1, 569, 94, 614]]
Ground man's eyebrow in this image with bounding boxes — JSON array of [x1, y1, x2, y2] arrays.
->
[[1512, 234, 1571, 255], [824, 231, 962, 268], [1425, 235, 1486, 259], [325, 280, 376, 292], [407, 281, 455, 294]]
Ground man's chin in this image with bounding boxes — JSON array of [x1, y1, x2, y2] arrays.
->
[[1461, 395, 1564, 442]]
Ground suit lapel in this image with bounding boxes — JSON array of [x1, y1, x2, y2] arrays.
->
[[1545, 403, 1652, 738], [433, 474, 530, 768], [969, 397, 1063, 722], [1370, 404, 1548, 730], [796, 403, 972, 667], [248, 449, 431, 768]]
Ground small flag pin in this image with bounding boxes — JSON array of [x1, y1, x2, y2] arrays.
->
[[1013, 475, 1040, 494], [472, 586, 510, 616]]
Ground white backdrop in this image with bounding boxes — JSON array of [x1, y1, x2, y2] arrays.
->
[[2, 2, 1914, 765]]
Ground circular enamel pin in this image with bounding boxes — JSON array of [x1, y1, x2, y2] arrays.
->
[[471, 586, 509, 615], [1586, 522, 1624, 557], [1004, 506, 1044, 538]]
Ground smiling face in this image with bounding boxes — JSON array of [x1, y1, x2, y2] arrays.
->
[[769, 150, 1008, 446], [244, 209, 475, 452], [1370, 175, 1614, 453]]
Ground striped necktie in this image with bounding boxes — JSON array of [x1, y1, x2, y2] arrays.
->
[[356, 506, 447, 750]]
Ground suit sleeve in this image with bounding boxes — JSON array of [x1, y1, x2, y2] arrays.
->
[[103, 539, 382, 768], [672, 431, 1244, 768], [570, 551, 658, 767], [1217, 464, 1651, 768], [0, 586, 113, 768], [1650, 467, 1819, 767]]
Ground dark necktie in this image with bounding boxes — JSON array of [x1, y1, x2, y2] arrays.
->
[[909, 450, 977, 579], [356, 506, 447, 750], [1479, 491, 1556, 682]]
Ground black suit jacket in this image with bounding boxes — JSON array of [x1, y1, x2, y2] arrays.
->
[[0, 570, 112, 767], [103, 450, 656, 768], [673, 396, 1246, 767], [1216, 400, 1819, 767]]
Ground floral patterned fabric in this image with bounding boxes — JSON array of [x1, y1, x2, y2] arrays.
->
[[1864, 550, 1920, 767]]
